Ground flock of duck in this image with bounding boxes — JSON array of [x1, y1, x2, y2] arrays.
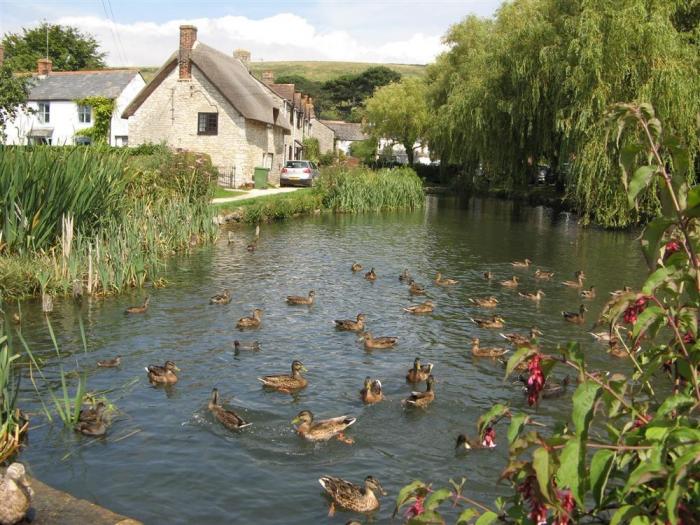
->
[[72, 247, 623, 519]]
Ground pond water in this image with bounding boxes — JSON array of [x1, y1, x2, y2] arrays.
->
[[10, 196, 645, 524]]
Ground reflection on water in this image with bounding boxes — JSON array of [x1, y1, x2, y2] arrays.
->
[[11, 196, 643, 524]]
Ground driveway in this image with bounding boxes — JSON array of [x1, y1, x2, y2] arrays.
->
[[211, 187, 301, 204]]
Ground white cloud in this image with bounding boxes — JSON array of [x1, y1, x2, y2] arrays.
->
[[55, 13, 447, 66]]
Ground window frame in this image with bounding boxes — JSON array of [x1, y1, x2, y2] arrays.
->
[[77, 104, 92, 124], [37, 102, 50, 124], [197, 112, 219, 136]]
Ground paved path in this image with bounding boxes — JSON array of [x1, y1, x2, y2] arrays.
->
[[211, 187, 300, 204]]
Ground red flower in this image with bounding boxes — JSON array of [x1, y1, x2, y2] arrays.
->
[[481, 426, 497, 448], [405, 495, 425, 519], [553, 490, 575, 525], [526, 354, 545, 406], [623, 296, 650, 324], [683, 332, 695, 344], [664, 240, 681, 260]]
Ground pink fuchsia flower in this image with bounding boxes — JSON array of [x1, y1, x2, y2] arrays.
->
[[623, 296, 650, 324], [481, 426, 496, 448], [518, 476, 548, 525], [404, 495, 425, 519], [553, 490, 575, 525], [682, 332, 695, 344], [663, 240, 681, 260], [526, 354, 545, 406]]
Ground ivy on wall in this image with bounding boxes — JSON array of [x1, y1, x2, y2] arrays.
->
[[74, 96, 114, 143]]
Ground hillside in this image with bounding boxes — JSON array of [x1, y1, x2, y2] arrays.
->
[[249, 61, 426, 82]]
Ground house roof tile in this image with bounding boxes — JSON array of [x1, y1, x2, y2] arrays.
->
[[27, 70, 141, 101], [320, 120, 368, 141]]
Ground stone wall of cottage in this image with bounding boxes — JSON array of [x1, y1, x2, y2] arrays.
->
[[310, 118, 335, 154], [244, 120, 285, 186]]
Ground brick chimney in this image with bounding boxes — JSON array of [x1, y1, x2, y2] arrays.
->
[[262, 70, 274, 85], [178, 25, 197, 80], [234, 49, 250, 67], [37, 58, 52, 76], [308, 97, 315, 118]]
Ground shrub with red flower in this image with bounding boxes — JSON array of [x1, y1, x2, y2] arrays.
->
[[404, 495, 425, 519], [663, 239, 682, 260], [517, 475, 548, 525], [623, 296, 649, 324], [481, 426, 496, 448], [553, 490, 576, 525], [526, 354, 545, 406]]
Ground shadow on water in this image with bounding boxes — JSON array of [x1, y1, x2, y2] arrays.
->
[[10, 196, 644, 524]]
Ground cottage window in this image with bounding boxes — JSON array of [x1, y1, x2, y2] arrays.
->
[[289, 105, 294, 125], [197, 112, 218, 135], [296, 111, 302, 129], [37, 102, 50, 124], [78, 105, 92, 123]]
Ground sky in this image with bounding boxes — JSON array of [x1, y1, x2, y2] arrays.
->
[[0, 0, 503, 66]]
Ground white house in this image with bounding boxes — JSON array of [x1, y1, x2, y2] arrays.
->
[[319, 120, 368, 154], [378, 138, 432, 165], [2, 57, 144, 147]]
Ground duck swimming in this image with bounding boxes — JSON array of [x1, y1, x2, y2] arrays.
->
[[408, 280, 427, 295], [471, 338, 509, 358], [435, 272, 458, 286], [518, 290, 545, 301], [469, 296, 499, 308], [318, 475, 386, 516], [580, 286, 596, 299], [258, 360, 308, 392], [403, 375, 436, 408], [287, 290, 315, 305], [334, 313, 367, 331], [360, 377, 384, 404], [470, 315, 506, 329], [399, 269, 411, 282], [351, 263, 363, 272], [364, 268, 377, 281], [403, 300, 434, 314], [534, 269, 554, 280], [292, 410, 356, 444], [146, 360, 180, 384], [233, 340, 261, 352], [236, 308, 263, 329], [360, 332, 398, 350], [208, 388, 251, 430], [125, 296, 150, 314], [210, 289, 231, 305], [455, 427, 497, 450], [500, 276, 519, 288], [97, 356, 121, 368], [561, 270, 585, 288], [562, 304, 587, 324], [511, 258, 532, 268], [406, 357, 433, 383]]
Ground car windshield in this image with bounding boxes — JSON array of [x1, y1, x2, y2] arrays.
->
[[285, 161, 309, 168]]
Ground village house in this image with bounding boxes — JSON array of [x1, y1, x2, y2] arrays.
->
[[1, 48, 144, 147], [123, 26, 292, 187], [319, 120, 368, 155]]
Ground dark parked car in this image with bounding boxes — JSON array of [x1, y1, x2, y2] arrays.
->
[[280, 160, 320, 187]]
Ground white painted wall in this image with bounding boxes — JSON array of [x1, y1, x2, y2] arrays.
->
[[378, 138, 431, 164], [110, 73, 145, 146]]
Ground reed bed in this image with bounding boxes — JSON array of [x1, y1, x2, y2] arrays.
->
[[0, 324, 27, 462]]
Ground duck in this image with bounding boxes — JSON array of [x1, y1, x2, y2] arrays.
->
[[399, 269, 411, 282], [146, 361, 180, 384], [125, 296, 150, 314], [455, 427, 497, 450], [360, 377, 384, 404], [580, 286, 596, 299], [78, 401, 106, 424], [469, 296, 499, 308], [258, 360, 308, 392], [608, 338, 629, 358], [511, 258, 532, 268], [589, 331, 612, 343], [318, 475, 386, 516], [360, 332, 398, 350], [435, 272, 458, 286], [75, 404, 108, 437], [210, 289, 231, 305], [334, 313, 366, 331], [562, 304, 587, 324], [403, 300, 434, 314], [408, 279, 427, 295], [406, 357, 433, 383], [97, 356, 121, 368], [208, 388, 251, 430], [236, 308, 263, 329], [0, 463, 34, 525], [246, 240, 257, 252], [518, 375, 570, 399], [469, 315, 506, 329], [471, 338, 509, 358], [483, 271, 494, 280], [287, 290, 315, 305], [561, 270, 585, 288], [534, 269, 554, 280], [518, 290, 545, 301], [351, 262, 363, 272], [233, 340, 261, 352], [227, 231, 235, 245], [404, 375, 436, 408], [498, 355, 529, 373], [500, 276, 519, 288], [500, 327, 543, 346], [364, 268, 377, 281], [11, 313, 21, 325], [292, 410, 356, 444], [610, 286, 633, 298]]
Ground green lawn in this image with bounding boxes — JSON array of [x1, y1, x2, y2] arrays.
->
[[212, 187, 248, 199], [213, 188, 314, 214]]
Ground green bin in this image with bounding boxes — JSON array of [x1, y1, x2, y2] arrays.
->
[[253, 167, 269, 189]]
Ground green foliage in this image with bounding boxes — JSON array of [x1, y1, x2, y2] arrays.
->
[[302, 137, 320, 162], [0, 321, 23, 462], [1, 23, 106, 71], [397, 107, 700, 524], [74, 96, 114, 143], [322, 66, 401, 121], [365, 78, 430, 164], [348, 138, 377, 164], [249, 61, 424, 83], [0, 65, 31, 140]]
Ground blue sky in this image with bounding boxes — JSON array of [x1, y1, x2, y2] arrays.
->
[[0, 0, 504, 65]]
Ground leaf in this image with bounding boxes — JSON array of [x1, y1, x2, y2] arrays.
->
[[619, 143, 643, 188], [590, 449, 615, 507], [394, 480, 427, 515], [632, 305, 664, 339], [507, 413, 529, 445], [572, 382, 600, 439], [457, 508, 480, 524], [504, 346, 535, 378], [532, 447, 552, 502], [556, 438, 584, 505], [664, 484, 682, 525], [407, 510, 444, 524], [643, 267, 674, 294], [628, 165, 657, 208], [640, 217, 674, 269], [657, 393, 694, 417], [611, 505, 640, 525], [477, 403, 509, 435], [624, 462, 667, 493], [474, 511, 499, 525], [424, 488, 452, 511]]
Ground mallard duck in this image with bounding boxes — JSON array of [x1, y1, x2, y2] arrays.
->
[[469, 296, 499, 308], [318, 476, 386, 516], [210, 289, 231, 305], [589, 331, 612, 343], [608, 339, 629, 358], [471, 338, 509, 358], [534, 269, 554, 280], [435, 272, 458, 286], [125, 296, 150, 314], [246, 240, 257, 252], [364, 268, 377, 281], [404, 375, 436, 408], [562, 304, 587, 324], [0, 463, 33, 525], [236, 308, 263, 329], [500, 276, 519, 288], [258, 360, 308, 392], [408, 279, 427, 295], [484, 271, 494, 280], [351, 262, 363, 272], [75, 403, 107, 436], [610, 286, 632, 298], [455, 427, 497, 450], [406, 357, 433, 383], [470, 315, 506, 329], [518, 375, 570, 399], [287, 290, 315, 305], [498, 355, 529, 373], [146, 360, 180, 384], [11, 313, 21, 324], [518, 290, 545, 301], [561, 270, 585, 288], [500, 327, 543, 346], [580, 286, 596, 299], [208, 388, 251, 430], [97, 356, 121, 368], [360, 332, 398, 349], [292, 410, 356, 443], [399, 269, 411, 282], [334, 313, 366, 331], [360, 377, 384, 404], [511, 258, 532, 268], [78, 401, 106, 424], [403, 300, 434, 314], [233, 340, 261, 352]]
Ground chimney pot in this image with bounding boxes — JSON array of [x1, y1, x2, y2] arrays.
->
[[37, 58, 52, 76], [179, 25, 197, 80], [262, 70, 274, 85], [234, 49, 251, 68]]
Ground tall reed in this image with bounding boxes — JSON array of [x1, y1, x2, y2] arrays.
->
[[0, 320, 27, 462]]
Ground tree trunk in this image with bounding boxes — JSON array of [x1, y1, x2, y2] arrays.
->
[[405, 143, 414, 165]]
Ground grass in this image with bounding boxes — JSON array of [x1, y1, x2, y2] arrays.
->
[[0, 324, 26, 462], [212, 187, 248, 199]]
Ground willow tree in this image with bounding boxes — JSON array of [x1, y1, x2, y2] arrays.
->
[[364, 78, 430, 165]]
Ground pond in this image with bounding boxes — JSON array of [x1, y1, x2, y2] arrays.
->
[[10, 196, 645, 524]]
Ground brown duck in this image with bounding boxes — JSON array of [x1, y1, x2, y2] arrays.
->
[[97, 356, 121, 368], [364, 268, 377, 281], [534, 269, 554, 280], [351, 263, 363, 272], [580, 286, 596, 299], [561, 270, 585, 288], [334, 313, 366, 331], [287, 290, 315, 305], [562, 304, 587, 324], [210, 289, 231, 305], [483, 271, 494, 280], [406, 357, 433, 383], [404, 375, 436, 408], [469, 296, 499, 308], [258, 360, 308, 392], [360, 377, 384, 404], [471, 338, 509, 358], [208, 388, 251, 430], [500, 327, 543, 346], [500, 276, 519, 288], [408, 279, 427, 295], [511, 258, 532, 268], [146, 360, 180, 384], [470, 315, 506, 329], [399, 269, 411, 282], [292, 410, 356, 444], [319, 476, 386, 516], [435, 272, 458, 286], [403, 300, 434, 314], [518, 290, 545, 301], [360, 332, 398, 349], [125, 296, 150, 314], [236, 308, 263, 329]]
